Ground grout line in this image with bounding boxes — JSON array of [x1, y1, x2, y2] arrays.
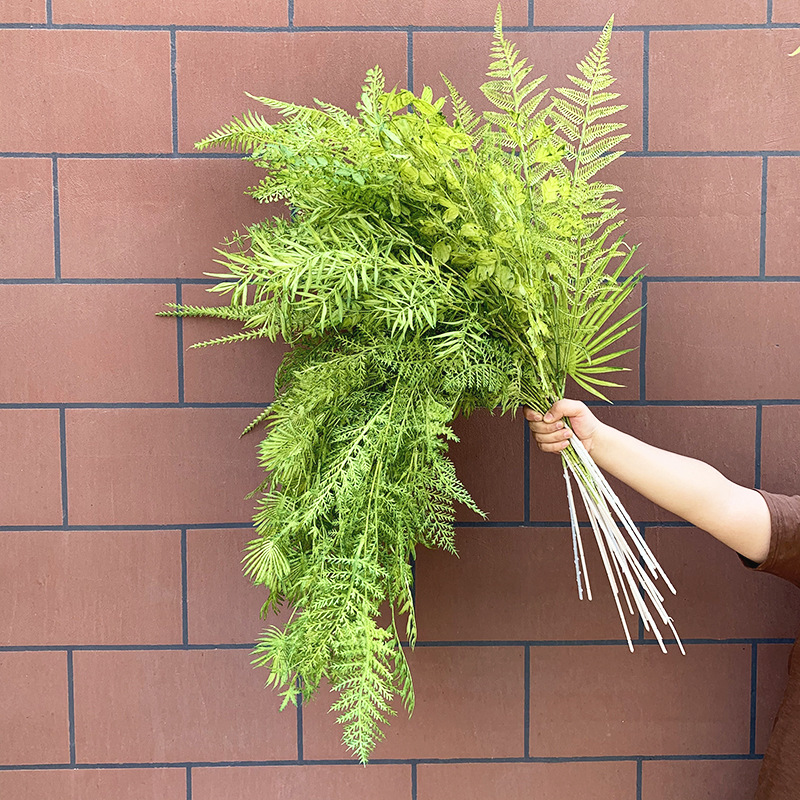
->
[[750, 644, 758, 754], [638, 279, 647, 401], [3, 638, 791, 654], [46, 0, 53, 25], [759, 156, 768, 277], [529, 0, 534, 28], [637, 525, 646, 642], [3, 21, 798, 32], [755, 404, 763, 489], [170, 28, 179, 154], [407, 28, 414, 92], [411, 762, 417, 800], [176, 282, 185, 403], [181, 528, 189, 646], [636, 758, 643, 799], [67, 650, 76, 764], [6, 274, 800, 286], [59, 408, 69, 526], [5, 149, 800, 159], [524, 645, 531, 758], [0, 754, 768, 769], [523, 420, 531, 523], [297, 696, 304, 761], [186, 766, 192, 800], [642, 30, 650, 151], [52, 157, 62, 280]]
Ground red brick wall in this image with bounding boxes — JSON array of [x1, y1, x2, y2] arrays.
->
[[2, 1, 800, 798]]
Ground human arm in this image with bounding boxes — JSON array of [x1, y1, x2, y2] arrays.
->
[[524, 400, 772, 564]]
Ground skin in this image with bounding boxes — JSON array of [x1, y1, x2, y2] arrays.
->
[[524, 399, 772, 564]]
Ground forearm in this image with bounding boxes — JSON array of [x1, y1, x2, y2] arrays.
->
[[590, 422, 771, 563]]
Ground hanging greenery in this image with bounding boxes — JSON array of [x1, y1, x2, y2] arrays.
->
[[163, 8, 681, 762]]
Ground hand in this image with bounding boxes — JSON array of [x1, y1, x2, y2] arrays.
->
[[523, 399, 602, 454]]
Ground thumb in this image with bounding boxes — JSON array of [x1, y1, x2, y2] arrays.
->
[[543, 399, 586, 423]]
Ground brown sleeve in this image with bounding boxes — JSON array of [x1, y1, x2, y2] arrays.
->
[[739, 490, 800, 589]]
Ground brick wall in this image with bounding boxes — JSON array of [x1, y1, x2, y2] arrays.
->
[[1, 1, 799, 798]]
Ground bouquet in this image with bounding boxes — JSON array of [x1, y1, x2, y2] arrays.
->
[[165, 9, 682, 762]]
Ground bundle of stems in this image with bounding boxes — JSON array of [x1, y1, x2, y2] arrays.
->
[[164, 7, 681, 761]]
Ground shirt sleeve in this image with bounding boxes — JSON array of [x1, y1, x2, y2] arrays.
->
[[739, 490, 800, 589]]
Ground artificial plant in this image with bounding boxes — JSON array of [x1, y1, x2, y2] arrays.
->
[[164, 10, 681, 762]]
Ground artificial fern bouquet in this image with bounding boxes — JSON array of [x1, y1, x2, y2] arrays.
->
[[167, 9, 683, 761]]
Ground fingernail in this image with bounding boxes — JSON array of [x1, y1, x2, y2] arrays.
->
[[543, 413, 553, 422], [532, 414, 542, 422]]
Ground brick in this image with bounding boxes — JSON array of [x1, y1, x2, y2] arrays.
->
[[295, 0, 527, 26], [756, 643, 794, 753], [530, 405, 756, 523], [529, 644, 751, 756], [58, 158, 270, 280], [414, 31, 644, 152], [604, 157, 762, 277], [449, 408, 525, 522], [0, 159, 54, 279], [0, 284, 178, 403], [415, 527, 627, 642], [761, 406, 800, 498], [176, 32, 407, 153], [773, 0, 800, 21], [417, 762, 636, 800], [52, 0, 286, 26], [642, 760, 762, 800], [646, 282, 800, 401], [0, 409, 62, 526], [765, 157, 800, 276], [0, 0, 46, 22], [0, 530, 181, 646], [0, 31, 171, 154], [187, 528, 293, 644], [646, 527, 800, 640], [0, 652, 69, 765], [535, 0, 765, 25], [193, 765, 410, 800], [649, 30, 800, 152], [73, 649, 297, 763], [181, 284, 288, 404], [0, 768, 186, 800], [65, 408, 264, 526], [302, 646, 524, 759]]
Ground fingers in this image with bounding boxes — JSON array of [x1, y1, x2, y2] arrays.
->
[[532, 425, 573, 453]]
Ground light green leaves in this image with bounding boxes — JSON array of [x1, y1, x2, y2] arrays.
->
[[173, 6, 639, 764]]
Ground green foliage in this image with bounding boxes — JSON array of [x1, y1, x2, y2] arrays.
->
[[164, 8, 640, 762]]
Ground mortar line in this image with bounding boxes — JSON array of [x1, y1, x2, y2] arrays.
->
[[642, 30, 650, 151], [411, 762, 418, 800], [759, 156, 768, 277], [750, 643, 758, 754], [528, 0, 534, 28], [52, 157, 62, 280], [288, 0, 294, 29], [638, 279, 647, 401], [170, 28, 179, 154], [767, 0, 774, 24], [46, 0, 53, 25], [523, 421, 531, 523], [67, 650, 76, 764], [181, 528, 189, 646], [186, 766, 192, 800], [176, 282, 185, 404], [754, 404, 763, 489], [297, 696, 304, 761], [636, 759, 643, 800], [59, 408, 69, 526], [407, 28, 414, 92], [524, 644, 531, 758]]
